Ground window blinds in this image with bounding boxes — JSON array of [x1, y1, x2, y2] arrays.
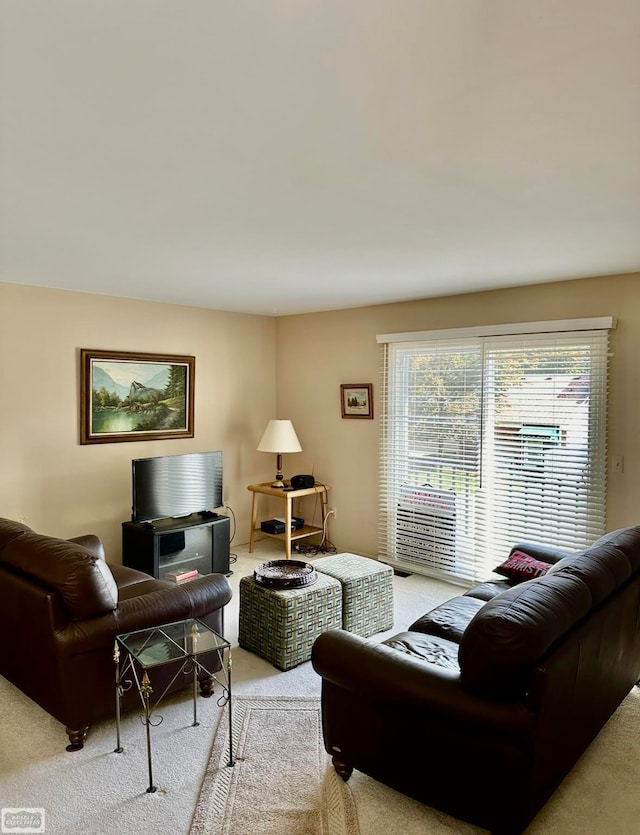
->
[[379, 320, 612, 585]]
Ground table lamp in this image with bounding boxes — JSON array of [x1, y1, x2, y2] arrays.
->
[[257, 419, 302, 488]]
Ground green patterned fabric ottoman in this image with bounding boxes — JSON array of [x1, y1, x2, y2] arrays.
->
[[238, 572, 342, 671], [313, 552, 394, 637]]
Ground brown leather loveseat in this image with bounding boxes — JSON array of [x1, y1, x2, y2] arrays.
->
[[312, 526, 640, 834], [0, 517, 232, 751]]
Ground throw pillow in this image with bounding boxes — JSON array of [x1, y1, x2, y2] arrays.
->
[[494, 549, 552, 582]]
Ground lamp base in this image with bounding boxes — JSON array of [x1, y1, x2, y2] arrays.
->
[[271, 481, 285, 488]]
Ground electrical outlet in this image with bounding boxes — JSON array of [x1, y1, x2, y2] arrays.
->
[[328, 507, 337, 520]]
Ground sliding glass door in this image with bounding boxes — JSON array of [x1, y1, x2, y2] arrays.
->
[[380, 326, 609, 584]]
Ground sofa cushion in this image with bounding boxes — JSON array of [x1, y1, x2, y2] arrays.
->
[[589, 526, 640, 574], [1, 533, 118, 620], [117, 577, 169, 601], [464, 579, 512, 601], [458, 573, 592, 699], [546, 551, 627, 605], [546, 526, 640, 605], [494, 550, 552, 582], [109, 562, 158, 590], [383, 631, 460, 671], [409, 595, 485, 643], [0, 518, 33, 553]]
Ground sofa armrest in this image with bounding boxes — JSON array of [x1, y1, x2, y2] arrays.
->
[[57, 573, 233, 656], [175, 573, 233, 613], [510, 541, 574, 565], [114, 573, 232, 635], [312, 630, 534, 736]]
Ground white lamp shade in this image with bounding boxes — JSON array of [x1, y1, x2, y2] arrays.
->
[[257, 419, 302, 453]]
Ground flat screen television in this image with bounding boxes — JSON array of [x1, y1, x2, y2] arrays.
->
[[131, 451, 223, 523]]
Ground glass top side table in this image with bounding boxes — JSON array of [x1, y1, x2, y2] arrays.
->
[[114, 617, 234, 793]]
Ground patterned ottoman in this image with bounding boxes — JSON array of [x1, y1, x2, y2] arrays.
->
[[238, 572, 342, 671], [313, 552, 394, 637]]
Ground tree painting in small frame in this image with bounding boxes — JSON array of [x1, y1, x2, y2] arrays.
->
[[340, 383, 373, 419]]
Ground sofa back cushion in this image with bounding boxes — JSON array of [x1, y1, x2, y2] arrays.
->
[[588, 526, 640, 570], [546, 526, 640, 604], [1, 533, 118, 621], [458, 573, 592, 699], [0, 518, 33, 553]]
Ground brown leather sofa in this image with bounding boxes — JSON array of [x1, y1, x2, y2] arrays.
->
[[312, 526, 640, 834], [0, 518, 232, 751]]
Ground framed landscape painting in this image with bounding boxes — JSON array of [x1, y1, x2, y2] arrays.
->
[[80, 349, 195, 444], [340, 383, 373, 419]]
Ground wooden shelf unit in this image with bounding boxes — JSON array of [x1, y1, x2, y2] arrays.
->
[[247, 481, 329, 559]]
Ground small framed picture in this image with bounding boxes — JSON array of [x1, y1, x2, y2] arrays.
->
[[340, 383, 373, 419]]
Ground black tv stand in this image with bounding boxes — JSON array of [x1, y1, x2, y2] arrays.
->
[[122, 513, 231, 579]]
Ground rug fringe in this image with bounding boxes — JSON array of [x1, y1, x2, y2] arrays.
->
[[323, 765, 361, 835]]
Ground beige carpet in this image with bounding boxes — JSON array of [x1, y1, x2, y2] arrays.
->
[[189, 697, 359, 835], [190, 689, 640, 835]]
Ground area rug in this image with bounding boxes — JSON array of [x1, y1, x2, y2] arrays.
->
[[189, 696, 360, 835]]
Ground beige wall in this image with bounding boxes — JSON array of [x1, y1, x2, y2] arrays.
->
[[2, 274, 639, 563], [0, 282, 276, 559], [276, 273, 640, 557]]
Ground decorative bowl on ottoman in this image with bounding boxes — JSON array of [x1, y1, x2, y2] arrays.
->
[[254, 559, 317, 589]]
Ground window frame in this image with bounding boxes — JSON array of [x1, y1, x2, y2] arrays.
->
[[378, 318, 614, 584]]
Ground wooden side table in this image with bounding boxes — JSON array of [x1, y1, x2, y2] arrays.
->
[[247, 481, 329, 559]]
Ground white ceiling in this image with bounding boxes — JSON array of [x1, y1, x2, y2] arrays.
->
[[1, 1, 639, 317]]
